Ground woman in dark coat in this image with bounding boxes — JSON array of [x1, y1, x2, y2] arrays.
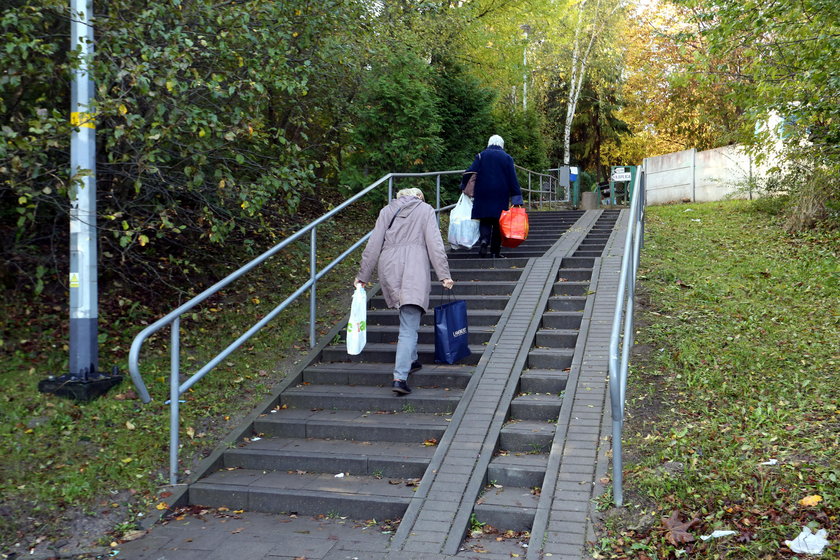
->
[[461, 135, 524, 257]]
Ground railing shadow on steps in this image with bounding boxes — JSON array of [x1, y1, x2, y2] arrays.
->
[[127, 166, 561, 485], [608, 164, 646, 507]]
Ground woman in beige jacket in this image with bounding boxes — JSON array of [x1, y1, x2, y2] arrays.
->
[[355, 188, 455, 395]]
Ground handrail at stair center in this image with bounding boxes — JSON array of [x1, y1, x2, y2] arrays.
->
[[127, 166, 561, 485], [608, 164, 646, 507], [514, 165, 566, 208]]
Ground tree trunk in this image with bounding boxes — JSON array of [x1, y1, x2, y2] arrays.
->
[[562, 0, 618, 166]]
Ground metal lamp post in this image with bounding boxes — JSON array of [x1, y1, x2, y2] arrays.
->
[[39, 0, 122, 401]]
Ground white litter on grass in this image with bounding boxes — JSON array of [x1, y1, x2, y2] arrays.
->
[[691, 219, 701, 222], [683, 208, 695, 212], [700, 530, 737, 541], [334, 473, 345, 478], [760, 459, 778, 466], [251, 437, 262, 441], [785, 527, 830, 555]]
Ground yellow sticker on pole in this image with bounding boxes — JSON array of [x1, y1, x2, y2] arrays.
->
[[69, 273, 80, 288], [70, 112, 95, 129]]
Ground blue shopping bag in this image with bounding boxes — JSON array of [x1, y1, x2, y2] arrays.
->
[[434, 299, 471, 364]]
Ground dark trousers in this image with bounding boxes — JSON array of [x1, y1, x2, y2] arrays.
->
[[478, 218, 502, 255]]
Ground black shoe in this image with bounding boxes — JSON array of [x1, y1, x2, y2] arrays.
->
[[409, 361, 422, 375], [392, 380, 411, 395], [478, 242, 488, 258], [491, 253, 507, 259]]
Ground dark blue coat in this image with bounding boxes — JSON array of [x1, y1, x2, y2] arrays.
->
[[461, 145, 524, 219]]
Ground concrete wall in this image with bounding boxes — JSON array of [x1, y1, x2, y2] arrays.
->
[[644, 145, 758, 204], [644, 149, 694, 205]]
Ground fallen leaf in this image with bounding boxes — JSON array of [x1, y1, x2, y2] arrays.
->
[[662, 510, 699, 545], [799, 494, 822, 507], [423, 438, 438, 447], [155, 502, 168, 510], [231, 527, 244, 534], [121, 530, 146, 542]]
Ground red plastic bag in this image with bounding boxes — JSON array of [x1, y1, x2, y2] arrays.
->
[[499, 207, 529, 248]]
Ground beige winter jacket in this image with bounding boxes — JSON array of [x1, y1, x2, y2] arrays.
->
[[356, 196, 451, 313]]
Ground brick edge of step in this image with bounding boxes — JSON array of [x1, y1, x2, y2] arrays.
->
[[190, 481, 411, 520]]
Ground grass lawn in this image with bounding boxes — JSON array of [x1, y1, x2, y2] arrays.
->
[[0, 216, 370, 556], [595, 200, 838, 559]]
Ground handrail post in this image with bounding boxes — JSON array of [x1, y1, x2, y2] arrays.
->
[[388, 176, 393, 201], [310, 228, 317, 348], [528, 173, 532, 209], [548, 174, 552, 208], [170, 317, 181, 485], [528, 177, 532, 208], [436, 174, 441, 227]]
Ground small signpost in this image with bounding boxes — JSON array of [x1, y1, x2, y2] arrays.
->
[[607, 165, 637, 206]]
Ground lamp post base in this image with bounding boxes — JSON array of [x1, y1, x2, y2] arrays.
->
[[38, 367, 123, 402]]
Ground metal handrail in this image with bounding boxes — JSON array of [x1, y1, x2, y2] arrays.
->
[[514, 165, 567, 208], [127, 166, 562, 485], [608, 165, 646, 507]]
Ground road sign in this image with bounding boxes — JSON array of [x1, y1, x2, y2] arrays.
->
[[612, 172, 632, 182]]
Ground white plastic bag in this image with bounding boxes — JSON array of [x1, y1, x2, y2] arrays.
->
[[448, 193, 480, 250], [346, 285, 367, 355]]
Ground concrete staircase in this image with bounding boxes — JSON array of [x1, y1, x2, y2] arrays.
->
[[472, 210, 620, 532], [188, 210, 617, 536]]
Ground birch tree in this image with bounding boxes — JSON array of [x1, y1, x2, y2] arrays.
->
[[562, 0, 622, 165]]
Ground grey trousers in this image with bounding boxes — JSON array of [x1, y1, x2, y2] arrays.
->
[[394, 304, 422, 381]]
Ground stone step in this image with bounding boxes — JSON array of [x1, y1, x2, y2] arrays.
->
[[487, 453, 548, 488], [551, 282, 590, 296], [322, 342, 479, 366], [547, 296, 586, 312], [499, 420, 556, 453], [434, 268, 522, 281], [190, 469, 412, 520], [526, 347, 574, 370], [370, 294, 511, 311], [520, 369, 569, 393], [440, 257, 530, 269], [534, 329, 579, 348], [281, 384, 463, 414], [367, 308, 502, 327], [541, 312, 582, 330], [301, 362, 473, 388], [474, 485, 539, 532], [429, 281, 517, 296], [510, 393, 563, 421], [554, 268, 592, 282], [574, 250, 603, 258], [223, 437, 434, 478], [560, 257, 596, 269], [364, 324, 494, 346], [254, 408, 450, 443]]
